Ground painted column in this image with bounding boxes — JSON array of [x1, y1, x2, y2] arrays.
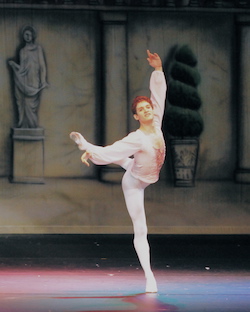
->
[[235, 15, 250, 183], [99, 12, 128, 182]]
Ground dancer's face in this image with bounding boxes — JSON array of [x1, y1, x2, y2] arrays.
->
[[134, 101, 154, 124], [23, 30, 33, 43]]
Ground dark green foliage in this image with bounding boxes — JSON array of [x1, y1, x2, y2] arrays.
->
[[168, 80, 202, 110], [175, 45, 197, 67], [166, 106, 204, 138], [166, 44, 203, 138], [171, 61, 201, 87]]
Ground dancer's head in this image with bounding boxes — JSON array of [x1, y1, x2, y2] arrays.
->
[[132, 96, 154, 123], [131, 96, 153, 115]]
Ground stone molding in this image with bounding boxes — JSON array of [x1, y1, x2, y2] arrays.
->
[[0, 0, 249, 9]]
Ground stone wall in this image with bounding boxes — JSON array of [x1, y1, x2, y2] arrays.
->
[[0, 8, 240, 181], [0, 5, 250, 234]]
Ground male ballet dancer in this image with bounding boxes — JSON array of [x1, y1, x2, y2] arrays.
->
[[70, 50, 167, 293]]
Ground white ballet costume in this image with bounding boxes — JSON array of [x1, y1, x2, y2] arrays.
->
[[70, 70, 167, 292]]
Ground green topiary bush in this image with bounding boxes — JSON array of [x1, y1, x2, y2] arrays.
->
[[171, 62, 201, 87], [166, 45, 203, 138], [175, 45, 197, 66], [167, 106, 204, 137], [168, 80, 202, 110]]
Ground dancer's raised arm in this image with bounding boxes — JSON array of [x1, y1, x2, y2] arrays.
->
[[147, 50, 167, 128], [147, 49, 162, 71]]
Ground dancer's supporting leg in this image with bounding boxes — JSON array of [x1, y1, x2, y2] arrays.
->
[[122, 170, 157, 293]]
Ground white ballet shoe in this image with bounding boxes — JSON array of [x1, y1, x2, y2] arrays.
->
[[69, 132, 87, 150], [145, 275, 158, 293]]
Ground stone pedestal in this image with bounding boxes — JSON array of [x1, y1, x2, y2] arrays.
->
[[10, 128, 45, 184], [235, 15, 250, 183]]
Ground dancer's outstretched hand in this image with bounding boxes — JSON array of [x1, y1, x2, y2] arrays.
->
[[81, 151, 92, 167], [147, 49, 162, 71]]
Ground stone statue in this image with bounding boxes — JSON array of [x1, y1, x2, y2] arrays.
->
[[8, 25, 48, 128]]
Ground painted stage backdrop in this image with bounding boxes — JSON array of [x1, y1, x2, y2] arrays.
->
[[0, 5, 249, 234]]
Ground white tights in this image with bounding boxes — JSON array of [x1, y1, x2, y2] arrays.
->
[[122, 170, 157, 292], [70, 132, 157, 292]]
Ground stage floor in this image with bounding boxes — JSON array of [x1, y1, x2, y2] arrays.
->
[[0, 234, 249, 312]]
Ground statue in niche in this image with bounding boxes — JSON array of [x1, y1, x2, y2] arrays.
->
[[8, 25, 48, 128]]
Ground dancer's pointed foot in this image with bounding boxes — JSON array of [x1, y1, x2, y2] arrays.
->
[[145, 274, 158, 293], [70, 132, 87, 150]]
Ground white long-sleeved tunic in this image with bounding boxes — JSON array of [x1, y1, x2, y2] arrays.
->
[[87, 70, 167, 184]]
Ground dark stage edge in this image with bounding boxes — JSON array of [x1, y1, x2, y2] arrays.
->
[[0, 234, 249, 270], [0, 234, 249, 312]]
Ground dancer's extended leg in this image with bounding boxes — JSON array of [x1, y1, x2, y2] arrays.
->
[[122, 171, 157, 293]]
